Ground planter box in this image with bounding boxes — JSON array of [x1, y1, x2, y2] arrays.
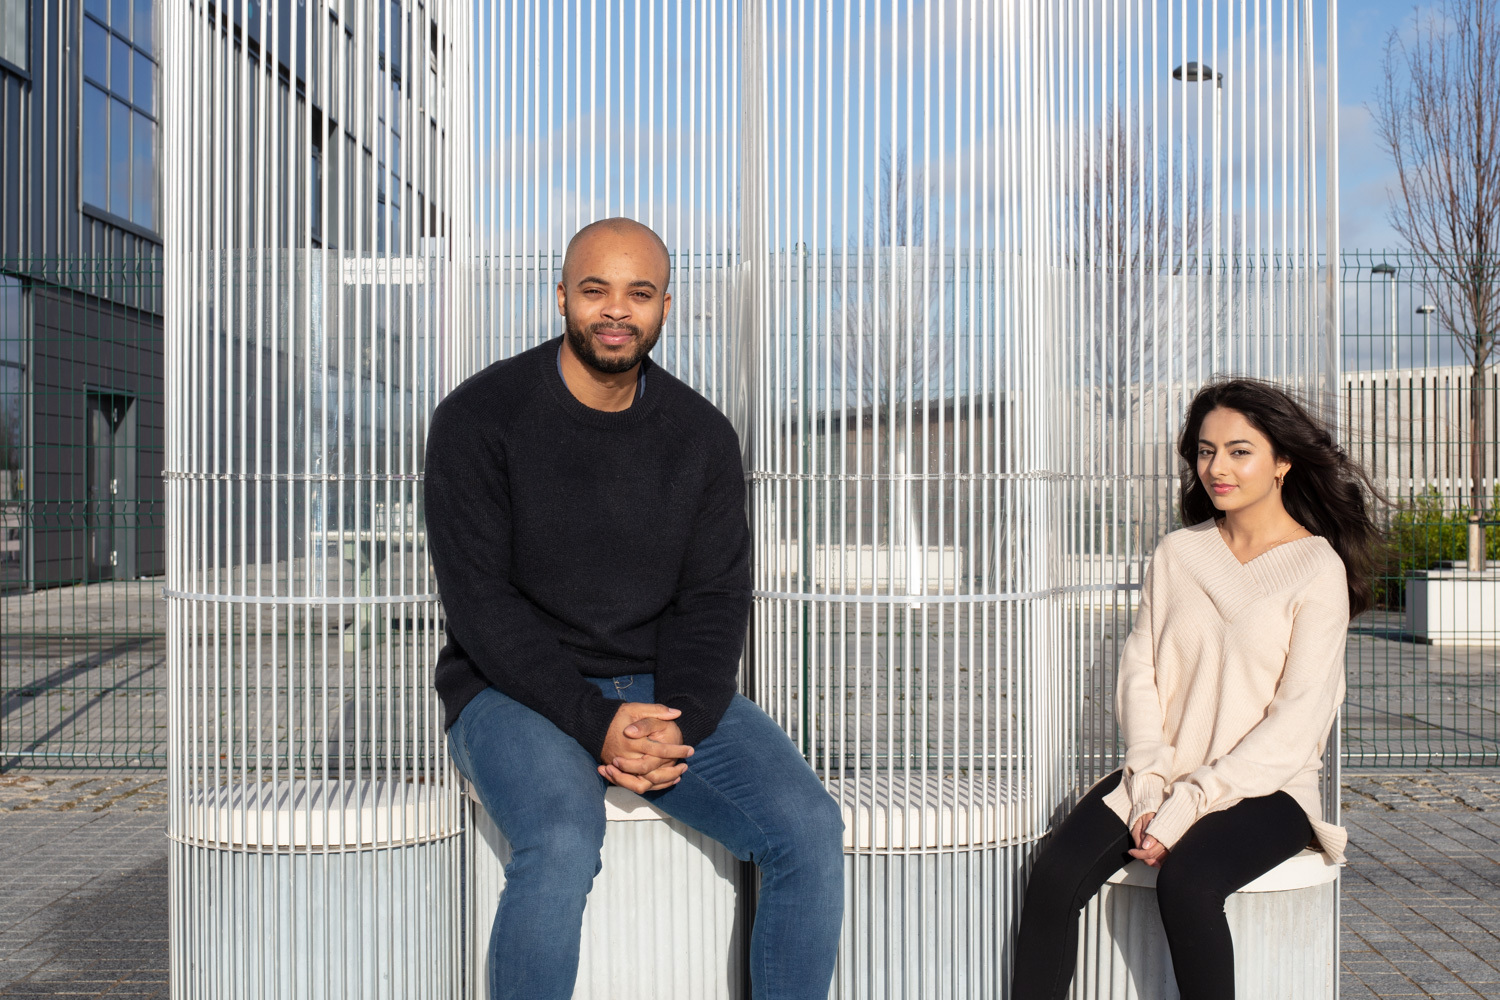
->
[[1406, 568, 1500, 645]]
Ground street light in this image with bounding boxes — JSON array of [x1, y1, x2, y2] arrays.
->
[[1416, 304, 1436, 369], [1173, 62, 1225, 369], [1172, 61, 1224, 88], [1372, 262, 1398, 370]]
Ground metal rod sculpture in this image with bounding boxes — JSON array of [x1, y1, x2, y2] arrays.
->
[[165, 2, 470, 995], [166, 1, 1336, 996], [745, 4, 1059, 995]]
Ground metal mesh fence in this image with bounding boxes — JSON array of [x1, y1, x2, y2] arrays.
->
[[0, 260, 166, 768], [5, 251, 1497, 769], [1340, 249, 1500, 766]]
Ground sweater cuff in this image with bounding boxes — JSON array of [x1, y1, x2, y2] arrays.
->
[[1144, 787, 1202, 850], [1125, 772, 1166, 827], [671, 702, 723, 749], [581, 697, 626, 761]]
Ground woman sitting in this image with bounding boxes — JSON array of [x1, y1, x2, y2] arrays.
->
[[1011, 378, 1382, 1000]]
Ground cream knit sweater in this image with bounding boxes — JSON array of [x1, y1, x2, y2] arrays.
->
[[1100, 518, 1349, 864]]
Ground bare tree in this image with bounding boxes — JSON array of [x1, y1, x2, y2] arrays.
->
[[1375, 0, 1500, 523], [863, 147, 927, 250], [824, 148, 949, 412], [1065, 108, 1216, 403]]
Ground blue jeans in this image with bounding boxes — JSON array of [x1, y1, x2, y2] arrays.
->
[[448, 675, 845, 1000]]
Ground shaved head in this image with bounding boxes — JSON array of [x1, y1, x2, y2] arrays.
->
[[562, 218, 672, 291], [555, 218, 674, 379]]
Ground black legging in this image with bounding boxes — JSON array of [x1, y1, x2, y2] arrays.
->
[[1010, 770, 1313, 1000]]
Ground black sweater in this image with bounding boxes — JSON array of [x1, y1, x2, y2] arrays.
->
[[423, 338, 752, 758]]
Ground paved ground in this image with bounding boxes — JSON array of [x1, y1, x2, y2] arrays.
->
[[1342, 613, 1500, 768], [1, 581, 167, 770], [0, 773, 167, 998], [7, 590, 1500, 772], [1341, 771, 1500, 998], [0, 768, 1497, 997]]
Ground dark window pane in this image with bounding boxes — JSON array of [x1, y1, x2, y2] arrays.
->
[[110, 99, 131, 217], [133, 0, 153, 54], [111, 35, 130, 98], [82, 84, 109, 209], [0, 0, 26, 71], [112, 0, 130, 37], [132, 112, 155, 229], [83, 18, 108, 85], [310, 147, 321, 240], [243, 0, 262, 44], [0, 276, 21, 365], [389, 1, 401, 77], [133, 50, 152, 114], [85, 0, 109, 24]]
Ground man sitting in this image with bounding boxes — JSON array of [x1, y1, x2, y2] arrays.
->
[[424, 217, 845, 1000]]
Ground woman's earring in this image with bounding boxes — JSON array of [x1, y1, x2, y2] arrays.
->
[[1275, 473, 1285, 490]]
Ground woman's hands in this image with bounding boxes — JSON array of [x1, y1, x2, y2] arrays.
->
[[1128, 811, 1169, 868]]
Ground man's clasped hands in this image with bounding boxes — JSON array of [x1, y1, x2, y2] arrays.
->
[[596, 703, 694, 793]]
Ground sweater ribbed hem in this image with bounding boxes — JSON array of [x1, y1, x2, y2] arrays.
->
[[1125, 772, 1166, 826]]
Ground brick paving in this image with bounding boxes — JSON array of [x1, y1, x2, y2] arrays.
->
[[1341, 770, 1500, 998], [0, 774, 167, 998], [0, 768, 1497, 997]]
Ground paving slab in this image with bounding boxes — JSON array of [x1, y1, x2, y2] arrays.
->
[[1342, 769, 1500, 999], [0, 774, 166, 999]]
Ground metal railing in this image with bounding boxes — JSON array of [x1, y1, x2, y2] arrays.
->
[[6, 249, 1498, 773], [1340, 250, 1500, 766], [0, 259, 166, 769]]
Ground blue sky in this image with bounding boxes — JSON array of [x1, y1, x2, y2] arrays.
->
[[1337, 0, 1431, 251], [467, 1, 1419, 255]]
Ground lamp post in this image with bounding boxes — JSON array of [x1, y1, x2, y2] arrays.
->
[[1172, 60, 1224, 87], [1173, 62, 1224, 368], [1416, 303, 1435, 370], [1372, 262, 1398, 370]]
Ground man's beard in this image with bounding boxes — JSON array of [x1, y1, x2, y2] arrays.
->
[[564, 316, 663, 375]]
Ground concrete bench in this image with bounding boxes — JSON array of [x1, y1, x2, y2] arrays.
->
[[178, 778, 459, 1000], [1069, 848, 1339, 999], [828, 772, 1018, 999], [464, 783, 747, 1000]]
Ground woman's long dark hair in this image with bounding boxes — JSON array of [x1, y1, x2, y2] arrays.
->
[[1176, 378, 1385, 618]]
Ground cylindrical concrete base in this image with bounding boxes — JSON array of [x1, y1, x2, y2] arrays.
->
[[172, 780, 460, 1000], [465, 785, 747, 1000], [174, 841, 457, 1000], [833, 844, 1023, 1000], [829, 774, 1025, 1000], [1069, 850, 1339, 1000]]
